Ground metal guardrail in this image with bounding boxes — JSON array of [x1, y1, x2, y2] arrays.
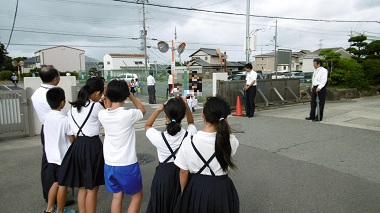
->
[[0, 89, 31, 139], [217, 78, 301, 109]]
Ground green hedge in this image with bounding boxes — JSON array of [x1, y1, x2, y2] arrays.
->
[[0, 70, 13, 81]]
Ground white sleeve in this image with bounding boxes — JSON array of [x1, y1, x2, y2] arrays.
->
[[230, 134, 239, 156], [146, 128, 162, 147], [129, 109, 144, 124], [186, 124, 197, 136]]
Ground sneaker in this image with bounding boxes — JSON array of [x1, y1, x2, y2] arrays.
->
[[63, 209, 76, 213]]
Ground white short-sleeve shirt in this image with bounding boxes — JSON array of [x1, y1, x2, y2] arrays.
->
[[44, 110, 74, 165], [246, 70, 257, 86], [147, 75, 156, 86], [174, 131, 239, 176], [146, 124, 197, 163], [68, 100, 104, 136], [98, 107, 144, 166], [31, 84, 68, 124]]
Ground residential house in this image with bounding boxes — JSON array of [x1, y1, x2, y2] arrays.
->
[[22, 56, 36, 73], [103, 53, 149, 71], [34, 45, 85, 71], [303, 47, 352, 72], [253, 50, 310, 74], [187, 48, 245, 78]]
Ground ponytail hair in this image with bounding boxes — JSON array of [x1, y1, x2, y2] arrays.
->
[[164, 97, 186, 136], [69, 77, 104, 112], [203, 96, 236, 172]]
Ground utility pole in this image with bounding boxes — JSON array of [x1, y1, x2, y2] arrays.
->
[[142, 0, 148, 74], [245, 0, 250, 63], [274, 20, 278, 78]]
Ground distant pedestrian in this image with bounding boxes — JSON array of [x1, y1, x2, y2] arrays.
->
[[305, 58, 328, 122], [11, 73, 18, 85], [243, 63, 257, 118], [174, 96, 240, 213], [147, 71, 156, 104], [130, 78, 136, 96], [134, 78, 140, 95], [99, 79, 146, 213], [144, 97, 197, 213], [167, 70, 174, 99]]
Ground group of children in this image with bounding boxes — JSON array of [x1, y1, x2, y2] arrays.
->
[[33, 65, 240, 213]]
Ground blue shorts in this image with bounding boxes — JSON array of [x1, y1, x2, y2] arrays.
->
[[104, 162, 143, 195]]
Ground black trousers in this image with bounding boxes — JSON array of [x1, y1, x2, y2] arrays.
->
[[245, 86, 256, 117], [309, 86, 326, 121], [166, 84, 173, 99], [41, 126, 54, 201], [148, 85, 156, 104]]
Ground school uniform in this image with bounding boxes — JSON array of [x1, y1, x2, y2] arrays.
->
[[245, 70, 257, 117], [31, 84, 68, 200], [98, 107, 144, 195], [44, 110, 73, 182], [174, 131, 240, 213], [147, 75, 156, 104], [58, 100, 105, 189], [146, 125, 197, 213]]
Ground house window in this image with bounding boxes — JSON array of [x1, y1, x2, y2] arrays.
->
[[262, 67, 264, 70], [205, 56, 208, 60], [107, 61, 110, 65], [283, 66, 286, 70], [36, 56, 40, 63], [262, 58, 263, 60]]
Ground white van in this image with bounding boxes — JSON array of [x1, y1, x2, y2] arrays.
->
[[118, 73, 140, 84]]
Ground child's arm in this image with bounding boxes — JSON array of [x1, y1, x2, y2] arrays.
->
[[69, 135, 75, 143], [179, 169, 189, 193], [144, 104, 164, 131], [182, 97, 194, 125], [129, 94, 146, 115]]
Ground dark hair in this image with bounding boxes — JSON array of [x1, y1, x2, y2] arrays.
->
[[39, 65, 59, 83], [244, 63, 253, 70], [106, 79, 130, 102], [149, 71, 154, 75], [69, 77, 104, 112], [168, 70, 171, 75], [164, 98, 186, 136], [313, 58, 323, 66], [203, 96, 236, 172], [46, 87, 65, 109]]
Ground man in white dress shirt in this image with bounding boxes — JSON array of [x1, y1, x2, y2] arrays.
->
[[147, 71, 156, 104], [243, 63, 257, 118], [306, 58, 328, 122]]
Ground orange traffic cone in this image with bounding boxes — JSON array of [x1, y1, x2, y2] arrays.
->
[[233, 96, 243, 116]]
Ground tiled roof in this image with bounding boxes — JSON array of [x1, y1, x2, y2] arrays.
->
[[189, 48, 226, 57], [108, 53, 145, 58]]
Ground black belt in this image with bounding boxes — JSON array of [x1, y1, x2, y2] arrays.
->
[[148, 85, 154, 86]]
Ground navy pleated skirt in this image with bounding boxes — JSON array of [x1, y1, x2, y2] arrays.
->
[[176, 174, 240, 213], [58, 136, 105, 189], [146, 162, 181, 213]]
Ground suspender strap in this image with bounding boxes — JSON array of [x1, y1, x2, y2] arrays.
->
[[191, 136, 216, 176], [162, 131, 188, 163], [71, 103, 95, 136]]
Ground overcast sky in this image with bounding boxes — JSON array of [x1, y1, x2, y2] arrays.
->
[[1, 0, 379, 65]]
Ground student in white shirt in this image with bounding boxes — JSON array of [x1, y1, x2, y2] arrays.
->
[[167, 70, 174, 99], [57, 77, 106, 213], [43, 87, 76, 213], [98, 79, 146, 213], [144, 97, 197, 213], [174, 96, 240, 213], [147, 71, 156, 104], [305, 58, 328, 122]]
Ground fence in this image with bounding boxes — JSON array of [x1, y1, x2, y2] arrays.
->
[[217, 78, 301, 109], [0, 89, 31, 139]]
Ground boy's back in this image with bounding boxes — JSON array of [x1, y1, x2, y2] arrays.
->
[[98, 107, 143, 166], [44, 110, 73, 165]]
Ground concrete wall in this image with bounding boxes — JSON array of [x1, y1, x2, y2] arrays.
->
[[24, 76, 77, 135], [103, 54, 148, 70], [35, 47, 85, 71]]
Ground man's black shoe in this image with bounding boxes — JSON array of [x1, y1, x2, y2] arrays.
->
[[305, 117, 314, 120], [248, 115, 253, 118]]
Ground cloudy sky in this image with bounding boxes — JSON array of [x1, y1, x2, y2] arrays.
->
[[1, 0, 379, 64]]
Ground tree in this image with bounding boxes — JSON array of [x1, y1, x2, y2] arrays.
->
[[347, 34, 368, 61], [329, 58, 369, 90], [0, 42, 8, 70], [366, 40, 380, 59], [362, 59, 380, 85], [319, 49, 341, 74]]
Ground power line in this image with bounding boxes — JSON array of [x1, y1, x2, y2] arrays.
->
[[7, 43, 140, 48], [113, 0, 380, 24], [5, 0, 19, 50]]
